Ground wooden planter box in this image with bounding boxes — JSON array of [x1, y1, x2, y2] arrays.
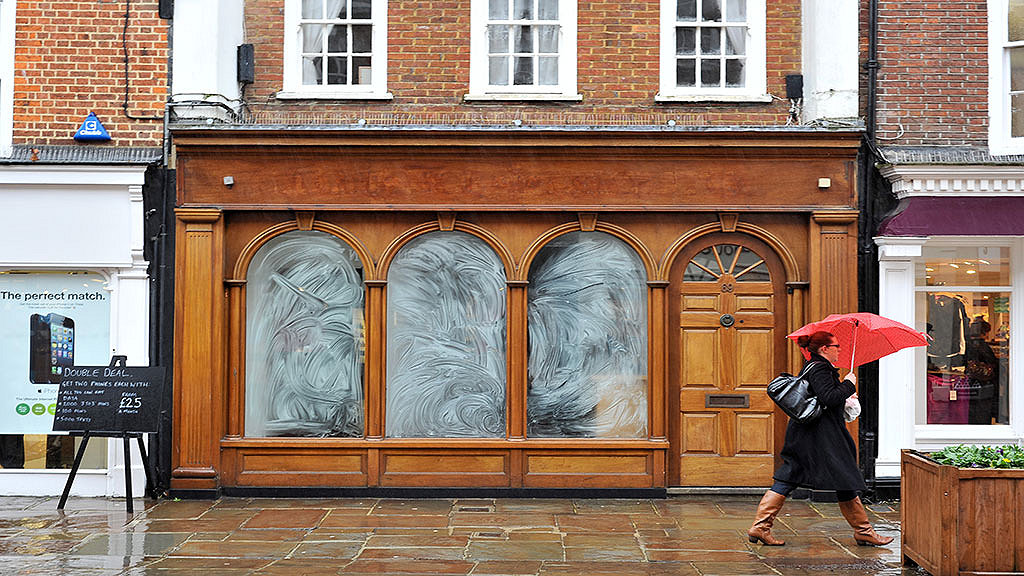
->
[[901, 449, 1024, 576]]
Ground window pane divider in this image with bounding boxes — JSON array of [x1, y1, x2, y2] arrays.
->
[[492, 19, 561, 23], [676, 21, 749, 26]]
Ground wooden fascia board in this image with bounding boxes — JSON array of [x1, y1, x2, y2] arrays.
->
[[170, 128, 862, 153]]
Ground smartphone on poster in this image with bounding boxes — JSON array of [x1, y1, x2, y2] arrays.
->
[[29, 313, 75, 384]]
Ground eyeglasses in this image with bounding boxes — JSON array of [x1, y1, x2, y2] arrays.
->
[[823, 344, 841, 350]]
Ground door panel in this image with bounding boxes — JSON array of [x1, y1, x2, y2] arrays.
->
[[737, 330, 772, 387], [681, 413, 719, 453], [684, 295, 719, 310], [681, 329, 718, 386], [669, 234, 787, 487], [736, 295, 773, 312], [736, 413, 772, 454]]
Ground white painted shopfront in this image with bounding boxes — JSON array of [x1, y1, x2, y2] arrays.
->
[[0, 164, 151, 496], [874, 162, 1024, 481]]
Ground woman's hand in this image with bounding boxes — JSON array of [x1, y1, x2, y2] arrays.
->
[[844, 372, 857, 386]]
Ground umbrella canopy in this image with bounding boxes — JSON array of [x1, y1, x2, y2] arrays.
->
[[788, 312, 929, 370]]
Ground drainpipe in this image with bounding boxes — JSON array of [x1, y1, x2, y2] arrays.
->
[[858, 0, 881, 492]]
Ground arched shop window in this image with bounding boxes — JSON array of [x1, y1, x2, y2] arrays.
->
[[386, 231, 507, 438], [916, 244, 1011, 426], [526, 231, 648, 438], [245, 231, 366, 437]]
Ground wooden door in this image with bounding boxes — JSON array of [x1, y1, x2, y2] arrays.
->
[[668, 234, 787, 486]]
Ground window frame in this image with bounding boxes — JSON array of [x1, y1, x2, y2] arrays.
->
[[1, 0, 16, 156], [911, 237, 1021, 442], [525, 231, 650, 439], [384, 230, 509, 439], [467, 0, 580, 101], [243, 230, 368, 439], [657, 0, 768, 102], [989, 0, 1024, 155], [279, 0, 392, 100]]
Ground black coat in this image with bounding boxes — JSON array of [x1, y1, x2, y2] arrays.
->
[[773, 354, 866, 492]]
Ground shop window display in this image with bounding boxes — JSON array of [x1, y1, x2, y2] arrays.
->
[[386, 232, 507, 438], [0, 271, 110, 470], [0, 435, 104, 470], [526, 232, 648, 438], [916, 246, 1010, 425]]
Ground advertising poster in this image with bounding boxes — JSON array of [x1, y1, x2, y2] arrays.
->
[[0, 272, 110, 434]]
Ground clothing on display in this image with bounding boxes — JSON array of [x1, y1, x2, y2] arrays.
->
[[927, 294, 969, 368]]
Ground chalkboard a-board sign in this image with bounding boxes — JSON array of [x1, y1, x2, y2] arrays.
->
[[53, 364, 165, 434]]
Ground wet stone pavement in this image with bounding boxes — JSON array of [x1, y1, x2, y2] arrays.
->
[[0, 495, 929, 575]]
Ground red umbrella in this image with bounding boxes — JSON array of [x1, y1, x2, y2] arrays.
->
[[788, 312, 929, 370]]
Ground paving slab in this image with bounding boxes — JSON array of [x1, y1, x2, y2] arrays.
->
[[288, 540, 364, 559], [70, 532, 189, 557]]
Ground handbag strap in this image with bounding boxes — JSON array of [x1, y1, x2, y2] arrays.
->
[[797, 361, 830, 411], [797, 361, 822, 379]]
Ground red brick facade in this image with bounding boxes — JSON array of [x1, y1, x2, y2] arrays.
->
[[13, 1, 168, 147], [863, 0, 988, 145], [245, 0, 801, 125]]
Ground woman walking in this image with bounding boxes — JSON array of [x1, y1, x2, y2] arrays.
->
[[748, 330, 893, 547]]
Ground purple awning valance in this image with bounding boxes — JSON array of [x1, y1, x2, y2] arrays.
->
[[878, 196, 1024, 236]]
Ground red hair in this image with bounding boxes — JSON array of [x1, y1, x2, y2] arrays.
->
[[796, 331, 836, 355]]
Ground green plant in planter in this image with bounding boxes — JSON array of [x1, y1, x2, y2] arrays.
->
[[930, 444, 1024, 468]]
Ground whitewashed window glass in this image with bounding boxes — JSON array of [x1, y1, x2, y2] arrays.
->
[[470, 0, 577, 95], [527, 232, 649, 438], [283, 0, 387, 95], [386, 232, 507, 438], [660, 0, 765, 99], [245, 231, 366, 438]]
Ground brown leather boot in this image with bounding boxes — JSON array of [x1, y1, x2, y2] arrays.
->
[[837, 497, 894, 546], [747, 490, 787, 545]]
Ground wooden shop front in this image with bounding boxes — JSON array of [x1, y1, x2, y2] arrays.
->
[[170, 128, 860, 495]]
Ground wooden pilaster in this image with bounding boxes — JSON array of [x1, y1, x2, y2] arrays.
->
[[810, 211, 859, 322], [506, 281, 529, 440], [785, 282, 808, 373], [648, 280, 670, 441], [810, 211, 860, 443], [172, 208, 224, 491], [225, 279, 245, 439], [365, 280, 386, 440]]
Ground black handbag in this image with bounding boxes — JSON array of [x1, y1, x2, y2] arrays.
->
[[767, 361, 824, 423]]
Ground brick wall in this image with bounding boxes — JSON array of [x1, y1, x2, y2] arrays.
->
[[863, 0, 988, 145], [245, 0, 801, 126], [13, 1, 168, 147]]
